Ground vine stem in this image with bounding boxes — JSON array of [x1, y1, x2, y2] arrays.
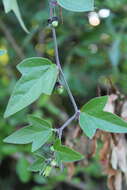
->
[[49, 5, 78, 113], [49, 1, 80, 138], [52, 27, 78, 113], [57, 111, 80, 139]]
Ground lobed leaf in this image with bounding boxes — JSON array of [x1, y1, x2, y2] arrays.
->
[[4, 116, 53, 152], [4, 57, 58, 118], [79, 96, 127, 138]]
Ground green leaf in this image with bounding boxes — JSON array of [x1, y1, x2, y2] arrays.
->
[[57, 0, 94, 12], [4, 57, 58, 118], [28, 115, 52, 128], [17, 57, 53, 75], [28, 158, 46, 173], [4, 116, 53, 152], [79, 96, 127, 139], [34, 144, 54, 159], [0, 49, 7, 56], [2, 0, 29, 33], [16, 157, 31, 183], [53, 140, 84, 163]]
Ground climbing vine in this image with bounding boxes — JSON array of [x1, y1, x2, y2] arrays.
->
[[2, 0, 127, 179]]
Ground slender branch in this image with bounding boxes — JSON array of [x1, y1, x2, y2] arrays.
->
[[50, 6, 78, 113]]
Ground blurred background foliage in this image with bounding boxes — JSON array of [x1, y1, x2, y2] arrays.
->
[[0, 0, 127, 189]]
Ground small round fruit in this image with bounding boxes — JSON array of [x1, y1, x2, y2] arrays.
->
[[56, 85, 64, 94], [52, 20, 59, 27]]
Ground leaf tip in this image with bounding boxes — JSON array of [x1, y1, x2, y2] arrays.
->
[[31, 146, 36, 153], [4, 108, 12, 118], [4, 111, 9, 119], [24, 28, 30, 34], [3, 137, 9, 143]]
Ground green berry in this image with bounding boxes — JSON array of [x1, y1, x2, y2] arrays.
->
[[56, 85, 64, 94], [52, 20, 59, 27]]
